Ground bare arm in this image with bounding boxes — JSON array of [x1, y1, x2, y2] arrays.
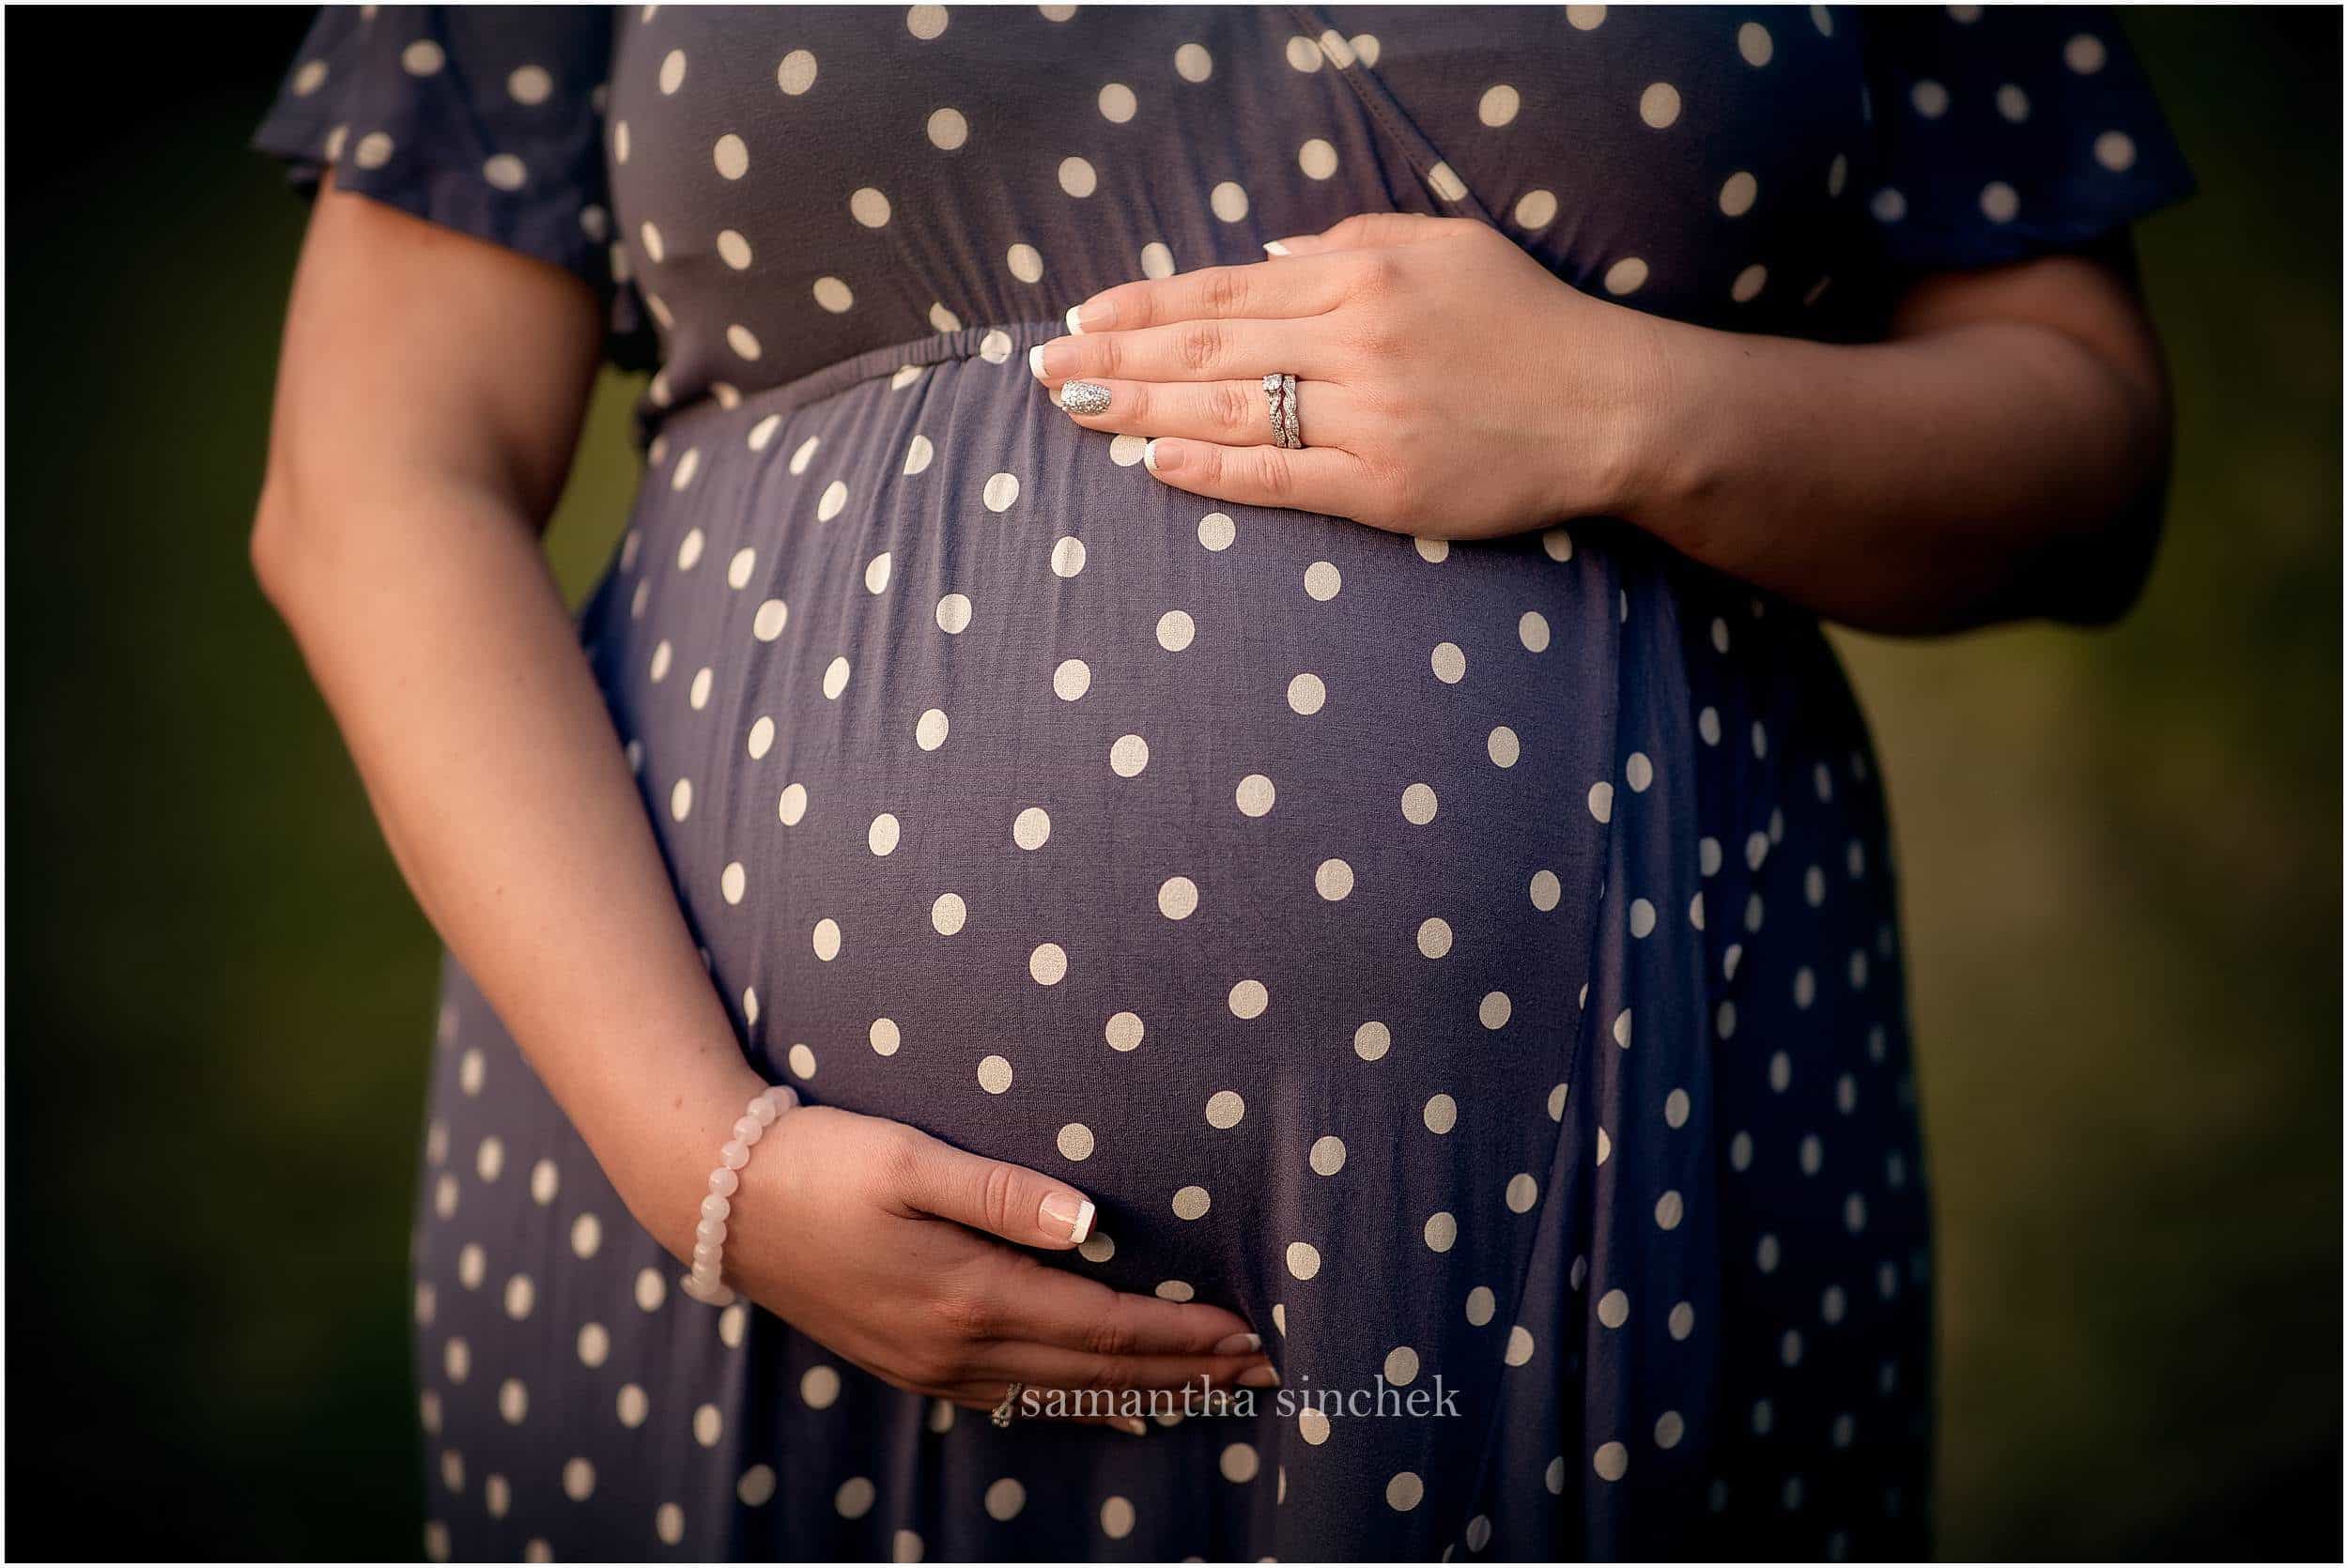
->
[[1631, 239, 2172, 634], [253, 183, 1271, 1409], [1036, 215, 2174, 637], [251, 179, 762, 1235]]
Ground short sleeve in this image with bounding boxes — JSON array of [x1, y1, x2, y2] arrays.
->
[[1857, 6, 2194, 271], [254, 6, 619, 293]]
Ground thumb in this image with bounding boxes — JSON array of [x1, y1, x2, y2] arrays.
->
[[898, 1132, 1097, 1250], [1264, 210, 1452, 257]]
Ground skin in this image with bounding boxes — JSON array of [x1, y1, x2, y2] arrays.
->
[[252, 182, 1274, 1431], [255, 188, 2167, 1422], [1034, 211, 2173, 635]]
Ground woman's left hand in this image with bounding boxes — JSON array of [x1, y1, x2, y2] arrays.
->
[[1028, 212, 1672, 540]]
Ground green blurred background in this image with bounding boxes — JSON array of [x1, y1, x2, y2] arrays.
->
[[7, 7, 2339, 1560]]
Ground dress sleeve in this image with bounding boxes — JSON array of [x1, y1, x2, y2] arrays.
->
[[253, 6, 621, 296], [1856, 6, 2194, 271]]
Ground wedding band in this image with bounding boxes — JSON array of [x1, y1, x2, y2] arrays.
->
[[991, 1381, 1027, 1428], [1262, 373, 1304, 450]]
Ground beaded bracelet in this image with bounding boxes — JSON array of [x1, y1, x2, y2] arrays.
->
[[678, 1083, 800, 1307]]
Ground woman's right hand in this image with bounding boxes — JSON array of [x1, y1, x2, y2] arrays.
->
[[717, 1102, 1276, 1430]]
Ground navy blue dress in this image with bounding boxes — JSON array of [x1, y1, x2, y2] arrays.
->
[[257, 7, 2190, 1560]]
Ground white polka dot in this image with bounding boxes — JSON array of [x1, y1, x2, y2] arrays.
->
[[1603, 256, 1649, 295], [1479, 84, 1520, 126], [1298, 138, 1338, 179], [1159, 875, 1200, 919], [1029, 943, 1068, 986], [1515, 188, 1559, 228], [1732, 264, 1768, 303], [1639, 82, 1680, 129], [1430, 641, 1467, 683], [1720, 170, 1758, 216], [712, 132, 749, 180], [1156, 609, 1197, 651], [2094, 130, 2138, 172], [850, 187, 892, 227], [1738, 21, 1773, 65], [1228, 979, 1269, 1019], [1110, 734, 1150, 777], [402, 38, 446, 76], [778, 50, 818, 94], [1386, 1471, 1425, 1511], [1052, 658, 1090, 700], [1172, 1184, 1213, 1220], [1488, 727, 1521, 768], [1308, 1135, 1347, 1176], [1314, 858, 1354, 900], [916, 708, 950, 750], [932, 893, 967, 934], [1235, 774, 1276, 816], [1141, 241, 1177, 278], [811, 917, 842, 961], [1287, 672, 1327, 715], [983, 471, 1021, 512], [353, 131, 395, 170], [1354, 1021, 1392, 1061], [2064, 33, 2108, 74], [1174, 42, 1213, 82], [1211, 181, 1250, 223], [870, 1018, 902, 1057], [1286, 1241, 1322, 1280], [1587, 780, 1614, 822], [1058, 156, 1099, 197], [1417, 917, 1454, 959], [1980, 181, 2020, 223], [905, 5, 949, 39], [483, 153, 527, 191], [812, 276, 855, 313], [1402, 782, 1439, 824], [1105, 1011, 1145, 1052], [1479, 991, 1513, 1030], [934, 591, 970, 633], [926, 107, 967, 149]]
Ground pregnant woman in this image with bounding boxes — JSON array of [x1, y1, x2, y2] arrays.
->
[[253, 6, 2186, 1560]]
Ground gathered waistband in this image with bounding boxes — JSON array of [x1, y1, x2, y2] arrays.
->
[[653, 318, 1069, 438]]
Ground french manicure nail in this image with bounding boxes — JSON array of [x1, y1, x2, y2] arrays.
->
[[1059, 379, 1111, 416], [1263, 240, 1292, 256], [1065, 304, 1089, 335], [1237, 1363, 1281, 1389], [1212, 1332, 1262, 1355], [1142, 438, 1177, 474], [1027, 344, 1048, 383], [1040, 1191, 1096, 1244]]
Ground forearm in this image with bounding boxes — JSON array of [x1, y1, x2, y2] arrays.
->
[[1613, 276, 2169, 636], [254, 480, 763, 1256]]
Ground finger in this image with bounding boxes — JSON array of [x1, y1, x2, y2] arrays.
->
[[1066, 253, 1352, 334], [1266, 210, 1464, 257], [981, 1343, 1281, 1395], [984, 1260, 1263, 1357], [940, 1385, 1154, 1436], [1056, 376, 1360, 451], [895, 1132, 1096, 1249], [1141, 437, 1368, 516], [1030, 316, 1331, 387]]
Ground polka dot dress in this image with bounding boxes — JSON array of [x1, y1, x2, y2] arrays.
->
[[257, 7, 2189, 1560]]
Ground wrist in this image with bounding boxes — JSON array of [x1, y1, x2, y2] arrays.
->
[[1611, 315, 1738, 537], [585, 1045, 775, 1264]]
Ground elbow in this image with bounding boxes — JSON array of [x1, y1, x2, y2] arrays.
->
[[248, 476, 304, 621]]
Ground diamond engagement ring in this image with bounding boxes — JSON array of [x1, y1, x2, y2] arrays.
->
[[1263, 373, 1303, 449], [991, 1381, 1027, 1428]]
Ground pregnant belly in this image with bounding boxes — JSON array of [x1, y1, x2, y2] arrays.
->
[[584, 325, 1624, 1320]]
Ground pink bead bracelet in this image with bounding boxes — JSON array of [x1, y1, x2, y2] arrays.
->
[[678, 1083, 800, 1307]]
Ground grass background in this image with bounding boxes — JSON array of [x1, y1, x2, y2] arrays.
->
[[6, 8, 2338, 1559]]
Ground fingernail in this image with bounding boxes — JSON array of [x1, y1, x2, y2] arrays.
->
[[1064, 304, 1087, 335], [1059, 379, 1111, 416], [1027, 344, 1048, 383], [1237, 1363, 1281, 1389], [1263, 240, 1292, 256], [1112, 1416, 1148, 1436], [1212, 1332, 1262, 1355], [1069, 300, 1113, 333], [1142, 438, 1179, 474], [1040, 1191, 1095, 1244]]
